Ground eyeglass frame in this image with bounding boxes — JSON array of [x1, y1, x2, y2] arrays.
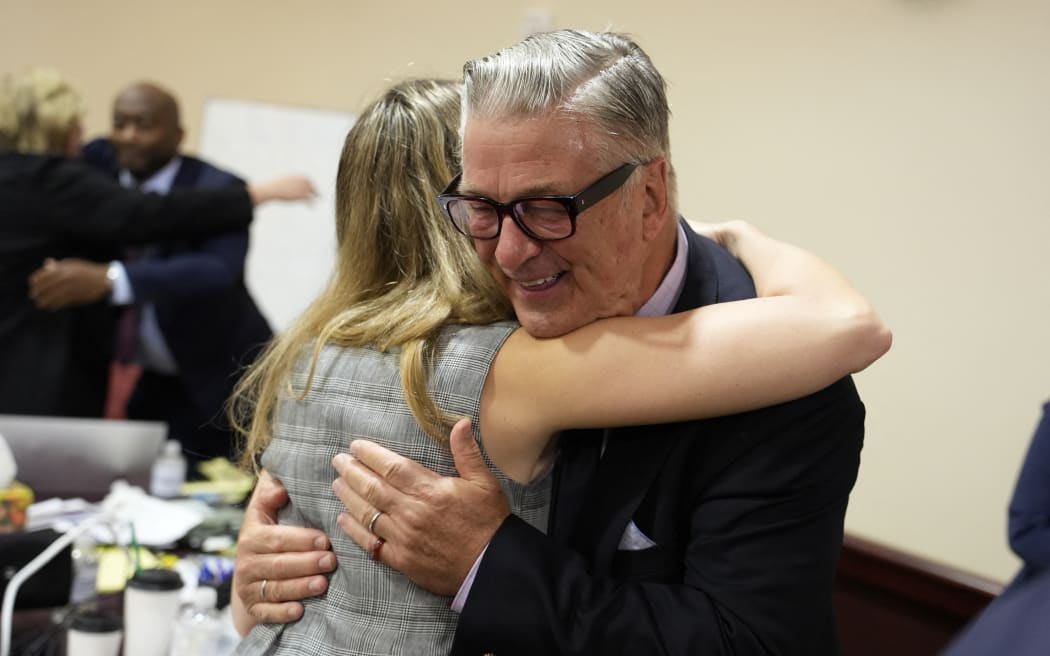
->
[[436, 161, 641, 242]]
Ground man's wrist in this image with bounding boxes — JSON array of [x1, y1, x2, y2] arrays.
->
[[105, 261, 118, 294], [106, 261, 133, 304], [450, 544, 488, 613]]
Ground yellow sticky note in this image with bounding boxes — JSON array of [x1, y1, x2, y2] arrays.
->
[[95, 545, 160, 593]]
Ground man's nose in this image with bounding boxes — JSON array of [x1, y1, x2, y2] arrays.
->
[[493, 211, 543, 269]]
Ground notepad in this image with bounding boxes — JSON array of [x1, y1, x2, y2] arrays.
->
[[95, 545, 166, 593]]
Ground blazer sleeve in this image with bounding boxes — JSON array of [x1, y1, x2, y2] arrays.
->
[[123, 231, 248, 303], [454, 378, 864, 656], [35, 158, 252, 243], [123, 165, 250, 303], [1009, 402, 1050, 568]]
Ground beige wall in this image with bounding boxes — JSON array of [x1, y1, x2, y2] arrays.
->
[[6, 0, 1049, 583]]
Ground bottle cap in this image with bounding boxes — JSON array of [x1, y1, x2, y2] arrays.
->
[[163, 440, 182, 456]]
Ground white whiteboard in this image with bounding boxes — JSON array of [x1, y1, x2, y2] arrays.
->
[[199, 98, 356, 332]]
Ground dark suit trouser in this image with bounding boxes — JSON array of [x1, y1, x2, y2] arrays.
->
[[127, 370, 234, 477]]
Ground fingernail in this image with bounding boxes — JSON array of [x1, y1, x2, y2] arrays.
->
[[318, 553, 334, 570], [315, 536, 329, 551], [287, 605, 300, 619], [332, 478, 345, 494], [348, 441, 359, 457], [332, 453, 349, 468]]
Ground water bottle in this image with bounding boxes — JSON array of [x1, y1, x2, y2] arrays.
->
[[149, 440, 186, 499], [69, 533, 99, 605], [169, 586, 228, 656]]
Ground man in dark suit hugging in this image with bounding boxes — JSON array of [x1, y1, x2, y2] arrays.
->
[[29, 82, 272, 473], [234, 31, 877, 655]]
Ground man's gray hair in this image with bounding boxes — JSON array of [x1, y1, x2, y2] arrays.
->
[[462, 30, 674, 183]]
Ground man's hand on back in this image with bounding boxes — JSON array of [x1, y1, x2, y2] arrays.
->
[[28, 258, 110, 310], [331, 418, 510, 597], [232, 470, 336, 636]]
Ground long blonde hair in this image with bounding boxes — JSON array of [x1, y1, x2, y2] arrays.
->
[[0, 67, 82, 154], [233, 79, 512, 470]]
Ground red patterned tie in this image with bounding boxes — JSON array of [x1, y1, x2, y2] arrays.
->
[[104, 248, 143, 418]]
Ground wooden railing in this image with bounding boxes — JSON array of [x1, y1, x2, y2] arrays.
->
[[834, 534, 1004, 656]]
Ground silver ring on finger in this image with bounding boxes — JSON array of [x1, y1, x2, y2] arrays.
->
[[368, 510, 383, 535], [260, 578, 269, 602]]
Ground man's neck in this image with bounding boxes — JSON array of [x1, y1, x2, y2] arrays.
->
[[119, 156, 182, 193]]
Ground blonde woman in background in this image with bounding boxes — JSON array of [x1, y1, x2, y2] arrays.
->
[[0, 67, 312, 417], [231, 77, 889, 655]]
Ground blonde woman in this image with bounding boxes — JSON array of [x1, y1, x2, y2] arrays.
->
[[231, 77, 889, 655]]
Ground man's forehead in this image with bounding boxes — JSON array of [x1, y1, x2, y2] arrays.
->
[[114, 87, 174, 120], [459, 170, 571, 199], [113, 102, 157, 119], [460, 114, 594, 197]]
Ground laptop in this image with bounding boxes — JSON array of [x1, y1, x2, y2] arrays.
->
[[0, 414, 167, 501]]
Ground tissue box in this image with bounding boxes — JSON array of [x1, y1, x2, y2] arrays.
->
[[0, 480, 33, 532]]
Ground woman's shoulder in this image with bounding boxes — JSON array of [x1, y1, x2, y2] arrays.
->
[[439, 320, 519, 349], [0, 152, 119, 195], [292, 340, 393, 381], [286, 322, 519, 390], [0, 151, 54, 184]]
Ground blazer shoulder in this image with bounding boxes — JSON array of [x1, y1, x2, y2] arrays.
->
[[81, 137, 119, 175], [676, 220, 756, 310], [178, 155, 246, 189]]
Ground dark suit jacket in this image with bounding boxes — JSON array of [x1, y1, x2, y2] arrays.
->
[[942, 568, 1050, 656], [1005, 401, 1050, 593], [0, 151, 254, 417], [84, 139, 273, 449], [453, 221, 865, 655]]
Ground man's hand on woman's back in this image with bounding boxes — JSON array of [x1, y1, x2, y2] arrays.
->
[[231, 470, 336, 636]]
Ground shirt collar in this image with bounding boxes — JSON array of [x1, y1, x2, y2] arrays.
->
[[119, 156, 182, 193], [636, 222, 689, 318]]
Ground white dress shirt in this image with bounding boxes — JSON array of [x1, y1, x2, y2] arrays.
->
[[107, 157, 184, 374]]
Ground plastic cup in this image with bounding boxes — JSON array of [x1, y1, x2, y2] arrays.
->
[[122, 568, 184, 656]]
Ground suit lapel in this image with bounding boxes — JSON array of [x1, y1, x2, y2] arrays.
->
[[548, 429, 603, 543], [573, 222, 729, 570], [171, 157, 202, 189], [586, 428, 680, 571]]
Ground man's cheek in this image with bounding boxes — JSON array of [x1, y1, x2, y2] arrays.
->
[[474, 241, 495, 263]]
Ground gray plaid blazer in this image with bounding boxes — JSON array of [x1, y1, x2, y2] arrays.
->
[[237, 322, 551, 655]]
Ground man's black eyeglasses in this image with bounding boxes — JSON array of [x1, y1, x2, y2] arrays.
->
[[437, 162, 639, 241]]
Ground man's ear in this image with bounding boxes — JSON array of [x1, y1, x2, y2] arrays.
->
[[640, 157, 670, 241], [174, 125, 185, 150]]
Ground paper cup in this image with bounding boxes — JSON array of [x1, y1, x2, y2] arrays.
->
[[122, 568, 184, 656], [67, 607, 122, 656]]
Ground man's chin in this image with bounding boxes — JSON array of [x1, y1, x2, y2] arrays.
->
[[118, 162, 145, 176], [515, 310, 588, 339], [115, 155, 147, 175]]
